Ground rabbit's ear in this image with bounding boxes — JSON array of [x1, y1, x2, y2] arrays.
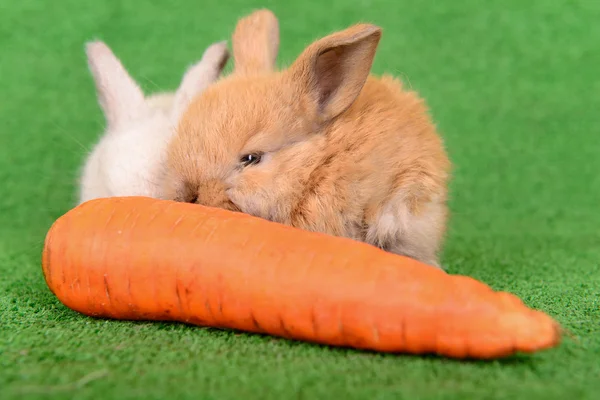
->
[[171, 41, 230, 123], [287, 24, 381, 123], [232, 9, 279, 75], [85, 41, 147, 128]]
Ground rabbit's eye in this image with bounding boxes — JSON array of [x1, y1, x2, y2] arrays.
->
[[239, 153, 262, 167]]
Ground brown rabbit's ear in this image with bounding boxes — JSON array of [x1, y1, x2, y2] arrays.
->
[[287, 24, 382, 123], [232, 9, 279, 75]]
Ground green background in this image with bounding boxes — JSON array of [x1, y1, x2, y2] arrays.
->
[[1, 0, 598, 398]]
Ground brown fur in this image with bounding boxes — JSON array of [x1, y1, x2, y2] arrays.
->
[[162, 11, 451, 268], [232, 9, 279, 75]]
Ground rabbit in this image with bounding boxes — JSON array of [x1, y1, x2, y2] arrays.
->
[[161, 9, 451, 269], [77, 39, 230, 205]]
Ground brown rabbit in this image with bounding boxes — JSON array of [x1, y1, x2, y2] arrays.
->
[[162, 9, 451, 268]]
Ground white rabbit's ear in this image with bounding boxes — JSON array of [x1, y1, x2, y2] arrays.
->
[[171, 41, 230, 123], [287, 24, 381, 124], [86, 41, 147, 128]]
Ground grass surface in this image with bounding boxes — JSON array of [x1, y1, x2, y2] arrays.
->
[[1, 0, 599, 399]]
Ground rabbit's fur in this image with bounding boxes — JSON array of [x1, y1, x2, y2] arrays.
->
[[78, 40, 229, 204], [162, 10, 451, 268]]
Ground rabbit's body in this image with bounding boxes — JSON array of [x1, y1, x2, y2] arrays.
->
[[163, 11, 450, 268], [288, 75, 449, 265], [79, 92, 175, 202], [78, 40, 229, 204]]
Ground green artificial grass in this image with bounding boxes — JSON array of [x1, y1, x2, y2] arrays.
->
[[1, 0, 599, 398]]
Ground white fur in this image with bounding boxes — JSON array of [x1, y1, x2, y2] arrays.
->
[[78, 40, 229, 204], [366, 193, 446, 268]]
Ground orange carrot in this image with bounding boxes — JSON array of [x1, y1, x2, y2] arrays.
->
[[42, 196, 561, 359]]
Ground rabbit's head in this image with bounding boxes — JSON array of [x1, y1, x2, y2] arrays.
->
[[163, 10, 382, 222], [78, 40, 229, 204]]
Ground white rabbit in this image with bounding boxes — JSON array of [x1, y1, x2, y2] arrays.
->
[[77, 39, 229, 204]]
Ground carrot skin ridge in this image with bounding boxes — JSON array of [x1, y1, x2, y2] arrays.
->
[[41, 196, 562, 359]]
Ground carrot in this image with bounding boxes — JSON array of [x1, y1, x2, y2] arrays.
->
[[41, 196, 561, 359]]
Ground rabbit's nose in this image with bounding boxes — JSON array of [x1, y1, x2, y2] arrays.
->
[[196, 179, 231, 209]]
